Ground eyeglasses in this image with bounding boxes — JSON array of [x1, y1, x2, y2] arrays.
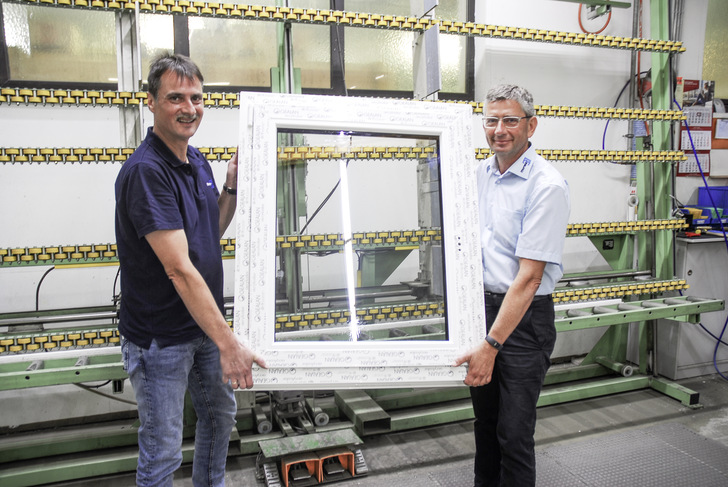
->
[[483, 116, 532, 128]]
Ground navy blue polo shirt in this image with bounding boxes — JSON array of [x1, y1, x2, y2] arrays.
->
[[115, 127, 223, 348]]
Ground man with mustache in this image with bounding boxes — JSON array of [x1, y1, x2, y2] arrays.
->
[[455, 84, 570, 486], [115, 53, 265, 486]]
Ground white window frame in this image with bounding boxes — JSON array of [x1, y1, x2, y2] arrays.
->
[[234, 92, 483, 389]]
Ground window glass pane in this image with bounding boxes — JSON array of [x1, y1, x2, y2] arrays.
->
[[344, 0, 413, 91], [3, 4, 116, 83], [291, 24, 331, 89], [435, 0, 468, 21], [346, 0, 410, 16], [139, 14, 174, 80], [439, 36, 466, 93], [189, 17, 277, 88], [344, 27, 413, 92], [275, 130, 446, 343], [436, 0, 468, 93], [343, 0, 467, 93]]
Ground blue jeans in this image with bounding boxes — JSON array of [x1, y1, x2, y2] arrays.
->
[[122, 335, 237, 487], [471, 293, 556, 487]]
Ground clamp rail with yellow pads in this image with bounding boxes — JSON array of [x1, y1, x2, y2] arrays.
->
[[4, 0, 685, 54]]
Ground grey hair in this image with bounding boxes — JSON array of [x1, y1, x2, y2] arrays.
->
[[147, 53, 204, 100], [485, 84, 535, 117]]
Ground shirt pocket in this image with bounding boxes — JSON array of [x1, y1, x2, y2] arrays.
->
[[491, 207, 523, 249]]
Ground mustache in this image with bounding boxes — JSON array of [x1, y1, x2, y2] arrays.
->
[[176, 114, 199, 123]]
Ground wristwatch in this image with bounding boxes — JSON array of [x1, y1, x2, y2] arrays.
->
[[222, 184, 237, 195], [485, 335, 503, 351]]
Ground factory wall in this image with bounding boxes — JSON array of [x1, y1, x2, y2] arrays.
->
[[1, 0, 725, 428]]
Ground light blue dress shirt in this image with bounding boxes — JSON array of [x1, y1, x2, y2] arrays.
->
[[477, 144, 571, 295]]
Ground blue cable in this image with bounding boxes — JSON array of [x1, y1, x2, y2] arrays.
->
[[674, 98, 728, 381]]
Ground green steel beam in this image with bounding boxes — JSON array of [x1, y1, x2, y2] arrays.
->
[[389, 398, 475, 432], [588, 234, 634, 271], [543, 363, 612, 385], [334, 390, 391, 436], [0, 354, 125, 391], [649, 376, 702, 408], [360, 250, 414, 289], [0, 441, 196, 487], [650, 0, 674, 281], [258, 429, 362, 460], [554, 297, 725, 332], [0, 425, 138, 464], [538, 375, 650, 407], [365, 387, 470, 410]]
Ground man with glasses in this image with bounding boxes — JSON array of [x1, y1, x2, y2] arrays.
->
[[455, 84, 570, 486]]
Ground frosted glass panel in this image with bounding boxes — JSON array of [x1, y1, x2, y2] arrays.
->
[[439, 35, 466, 93], [343, 0, 467, 93], [139, 14, 174, 80], [189, 17, 277, 87], [344, 0, 412, 91], [291, 24, 331, 89], [345, 0, 410, 16], [435, 0, 468, 21], [436, 0, 467, 93], [3, 4, 116, 83], [345, 28, 413, 91]]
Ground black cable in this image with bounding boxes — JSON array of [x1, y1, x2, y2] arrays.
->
[[78, 380, 112, 389], [698, 322, 728, 348], [74, 383, 138, 406], [602, 70, 650, 151], [333, 8, 349, 98], [35, 266, 55, 311], [297, 10, 350, 235], [112, 266, 121, 304], [299, 159, 349, 235]]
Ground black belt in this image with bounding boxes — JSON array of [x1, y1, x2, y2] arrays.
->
[[484, 289, 552, 300]]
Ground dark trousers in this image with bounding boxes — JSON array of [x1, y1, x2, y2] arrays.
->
[[471, 293, 556, 487]]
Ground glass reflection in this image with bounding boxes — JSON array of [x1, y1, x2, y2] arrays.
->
[[274, 130, 447, 343], [3, 4, 116, 83]]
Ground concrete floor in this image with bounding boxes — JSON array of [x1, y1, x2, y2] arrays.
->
[[53, 373, 728, 487]]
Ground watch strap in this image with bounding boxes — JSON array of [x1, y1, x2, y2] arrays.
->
[[485, 335, 503, 351]]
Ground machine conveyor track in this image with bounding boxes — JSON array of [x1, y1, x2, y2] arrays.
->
[[555, 295, 725, 332], [0, 280, 702, 355]]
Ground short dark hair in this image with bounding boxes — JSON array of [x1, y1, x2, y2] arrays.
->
[[485, 84, 535, 117], [147, 53, 204, 100]]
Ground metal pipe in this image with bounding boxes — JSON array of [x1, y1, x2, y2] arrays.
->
[[282, 289, 416, 306], [627, 0, 640, 148], [0, 346, 120, 365], [596, 356, 634, 377], [275, 317, 444, 340], [559, 269, 653, 284], [0, 311, 118, 328]]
